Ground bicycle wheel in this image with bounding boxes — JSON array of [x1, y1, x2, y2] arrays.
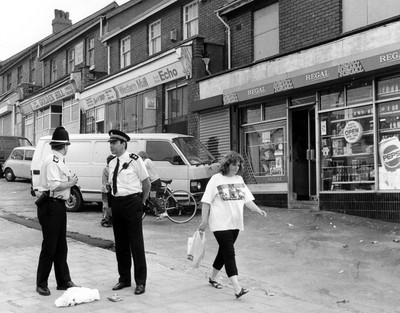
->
[[164, 190, 197, 224]]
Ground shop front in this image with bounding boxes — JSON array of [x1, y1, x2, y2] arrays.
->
[[19, 81, 77, 144], [0, 93, 17, 136], [79, 45, 193, 135], [221, 42, 400, 220]]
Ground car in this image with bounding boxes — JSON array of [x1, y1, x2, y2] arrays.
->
[[2, 146, 35, 182], [0, 136, 33, 177]]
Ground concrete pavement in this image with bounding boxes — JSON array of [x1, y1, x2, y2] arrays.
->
[[1, 191, 400, 311], [0, 216, 312, 313], [0, 209, 400, 313]]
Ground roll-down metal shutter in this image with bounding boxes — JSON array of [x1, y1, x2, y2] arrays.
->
[[199, 109, 230, 160]]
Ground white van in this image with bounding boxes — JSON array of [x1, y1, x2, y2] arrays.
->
[[31, 133, 219, 211]]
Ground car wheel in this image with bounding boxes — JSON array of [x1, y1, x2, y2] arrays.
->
[[4, 168, 16, 182], [65, 187, 83, 212]]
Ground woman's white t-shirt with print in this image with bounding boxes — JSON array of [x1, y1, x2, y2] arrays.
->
[[201, 173, 254, 232]]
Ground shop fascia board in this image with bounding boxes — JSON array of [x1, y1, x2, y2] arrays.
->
[[223, 41, 400, 98], [198, 20, 400, 100], [0, 91, 17, 117], [78, 44, 189, 100], [18, 77, 70, 107]]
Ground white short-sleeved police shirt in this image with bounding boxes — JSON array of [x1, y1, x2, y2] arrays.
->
[[109, 151, 149, 196]]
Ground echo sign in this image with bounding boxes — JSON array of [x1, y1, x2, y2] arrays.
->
[[343, 120, 363, 143]]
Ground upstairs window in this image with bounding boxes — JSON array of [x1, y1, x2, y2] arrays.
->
[[87, 36, 95, 67], [120, 36, 131, 68], [183, 1, 198, 39], [17, 66, 23, 85], [166, 81, 188, 124], [6, 73, 12, 91], [343, 0, 400, 32], [51, 59, 58, 83], [29, 57, 36, 84], [254, 2, 279, 61], [62, 99, 79, 125], [149, 20, 161, 56], [68, 48, 75, 73]]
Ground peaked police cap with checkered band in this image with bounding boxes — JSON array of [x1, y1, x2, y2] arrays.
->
[[108, 129, 130, 142]]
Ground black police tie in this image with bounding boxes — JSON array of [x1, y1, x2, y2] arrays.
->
[[112, 158, 120, 195]]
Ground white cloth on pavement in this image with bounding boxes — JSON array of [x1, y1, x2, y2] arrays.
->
[[54, 287, 100, 307]]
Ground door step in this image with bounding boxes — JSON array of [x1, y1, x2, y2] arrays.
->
[[288, 200, 319, 211]]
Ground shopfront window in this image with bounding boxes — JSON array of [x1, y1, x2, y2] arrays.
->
[[320, 105, 374, 191], [84, 106, 105, 134], [165, 81, 188, 134], [106, 102, 119, 131], [346, 79, 373, 105], [241, 99, 287, 184], [96, 106, 105, 133], [62, 99, 79, 124], [121, 89, 157, 133], [320, 86, 344, 110], [377, 75, 400, 190], [246, 126, 286, 180], [35, 106, 62, 140], [25, 114, 34, 144], [242, 104, 261, 124]]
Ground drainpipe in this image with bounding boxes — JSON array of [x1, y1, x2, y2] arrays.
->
[[107, 45, 111, 75], [216, 10, 231, 69]]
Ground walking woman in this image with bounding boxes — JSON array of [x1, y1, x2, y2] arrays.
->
[[198, 151, 267, 298]]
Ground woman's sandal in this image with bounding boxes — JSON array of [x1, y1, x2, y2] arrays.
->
[[209, 278, 222, 289], [235, 288, 249, 299]]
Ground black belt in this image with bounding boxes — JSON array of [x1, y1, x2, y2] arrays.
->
[[49, 197, 66, 203], [114, 193, 141, 200]]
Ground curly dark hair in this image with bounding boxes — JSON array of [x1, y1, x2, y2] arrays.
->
[[219, 151, 245, 176]]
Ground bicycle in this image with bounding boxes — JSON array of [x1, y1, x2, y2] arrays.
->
[[142, 179, 198, 224]]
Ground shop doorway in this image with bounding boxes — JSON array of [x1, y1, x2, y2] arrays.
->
[[291, 106, 317, 201]]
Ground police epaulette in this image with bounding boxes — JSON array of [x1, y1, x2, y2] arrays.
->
[[53, 155, 59, 163], [129, 153, 139, 160]]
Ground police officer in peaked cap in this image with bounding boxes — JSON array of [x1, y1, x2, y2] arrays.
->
[[107, 129, 150, 295], [108, 129, 131, 143]]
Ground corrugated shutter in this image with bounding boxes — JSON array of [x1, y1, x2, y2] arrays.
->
[[199, 109, 230, 161]]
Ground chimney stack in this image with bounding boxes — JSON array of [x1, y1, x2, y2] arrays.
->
[[52, 9, 72, 34]]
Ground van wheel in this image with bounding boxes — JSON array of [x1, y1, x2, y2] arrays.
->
[[4, 168, 15, 182], [65, 187, 82, 212]]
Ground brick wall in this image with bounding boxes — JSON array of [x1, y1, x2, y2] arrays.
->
[[225, 0, 342, 68], [280, 0, 342, 53], [230, 10, 253, 68], [107, 0, 227, 75], [199, 0, 226, 45]]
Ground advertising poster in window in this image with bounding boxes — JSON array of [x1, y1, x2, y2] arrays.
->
[[378, 136, 400, 189]]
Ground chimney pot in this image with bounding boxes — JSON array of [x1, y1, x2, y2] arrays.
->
[[52, 9, 72, 34]]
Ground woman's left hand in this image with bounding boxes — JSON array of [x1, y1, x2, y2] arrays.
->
[[259, 210, 267, 217]]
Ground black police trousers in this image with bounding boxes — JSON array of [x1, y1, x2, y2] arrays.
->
[[36, 199, 72, 288], [111, 194, 147, 286]]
